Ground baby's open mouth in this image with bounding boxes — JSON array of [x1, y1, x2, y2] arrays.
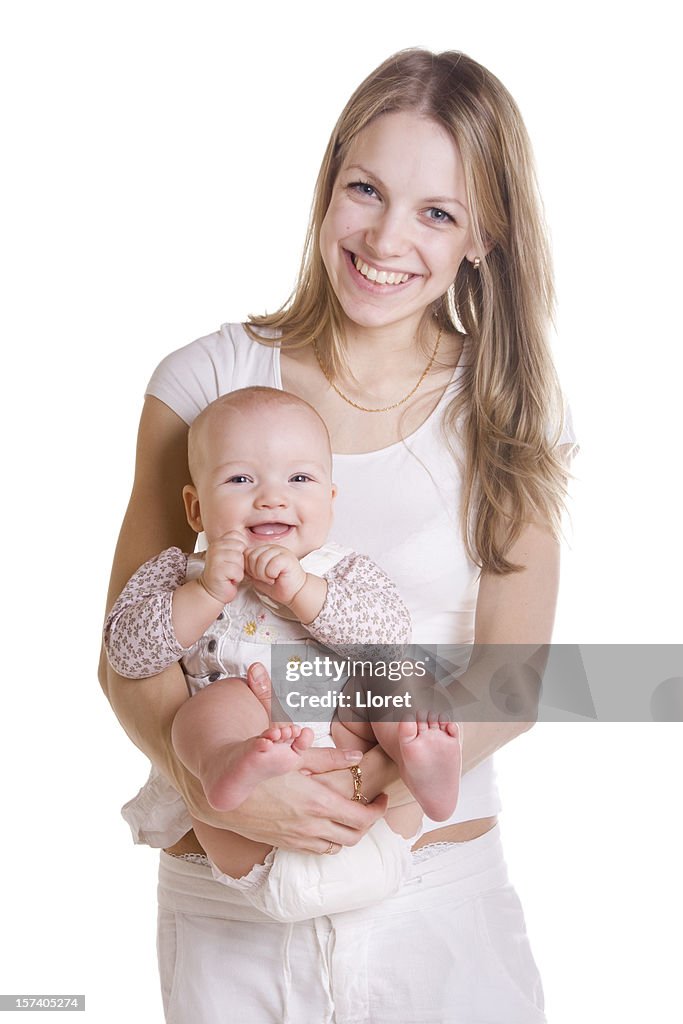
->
[[248, 523, 294, 538]]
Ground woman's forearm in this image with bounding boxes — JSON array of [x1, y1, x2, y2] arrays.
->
[[459, 719, 532, 774], [451, 519, 560, 773], [102, 655, 199, 801], [444, 647, 541, 773]]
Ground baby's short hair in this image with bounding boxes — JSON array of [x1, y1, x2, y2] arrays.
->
[[187, 386, 331, 482]]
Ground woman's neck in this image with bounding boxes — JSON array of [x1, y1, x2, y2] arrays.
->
[[339, 319, 436, 381]]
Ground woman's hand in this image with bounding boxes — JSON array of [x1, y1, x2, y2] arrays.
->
[[189, 747, 390, 854], [241, 663, 414, 829], [310, 746, 416, 810]]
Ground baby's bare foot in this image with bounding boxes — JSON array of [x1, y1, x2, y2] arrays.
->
[[203, 724, 314, 811], [397, 715, 461, 821]]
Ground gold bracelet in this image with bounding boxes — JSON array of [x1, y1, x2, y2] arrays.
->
[[349, 764, 369, 804]]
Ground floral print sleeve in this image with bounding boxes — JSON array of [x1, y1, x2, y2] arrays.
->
[[306, 553, 411, 652], [104, 547, 193, 679]]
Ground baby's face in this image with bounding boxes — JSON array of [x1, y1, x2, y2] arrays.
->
[[190, 401, 336, 558]]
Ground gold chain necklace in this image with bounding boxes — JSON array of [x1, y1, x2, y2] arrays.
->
[[312, 328, 442, 413]]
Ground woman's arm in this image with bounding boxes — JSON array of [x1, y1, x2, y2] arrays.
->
[[99, 396, 196, 751], [457, 519, 561, 772], [100, 396, 387, 851]]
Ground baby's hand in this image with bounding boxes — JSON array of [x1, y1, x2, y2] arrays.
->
[[199, 531, 247, 605], [245, 545, 307, 607]]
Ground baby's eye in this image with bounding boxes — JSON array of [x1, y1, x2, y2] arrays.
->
[[227, 475, 251, 484], [289, 474, 313, 483]]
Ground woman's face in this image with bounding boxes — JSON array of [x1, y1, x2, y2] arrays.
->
[[320, 110, 478, 337]]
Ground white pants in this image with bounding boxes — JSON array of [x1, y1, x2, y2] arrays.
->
[[157, 824, 546, 1024]]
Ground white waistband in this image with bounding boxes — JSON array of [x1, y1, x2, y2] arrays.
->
[[158, 824, 506, 923]]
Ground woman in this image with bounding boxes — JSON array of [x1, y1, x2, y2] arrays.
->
[[103, 48, 575, 1022]]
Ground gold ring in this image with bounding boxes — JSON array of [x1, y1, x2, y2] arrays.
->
[[324, 841, 336, 855]]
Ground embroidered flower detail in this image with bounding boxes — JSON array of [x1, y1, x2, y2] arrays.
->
[[243, 621, 257, 636], [255, 623, 280, 641]]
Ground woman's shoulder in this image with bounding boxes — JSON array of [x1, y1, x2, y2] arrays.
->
[[152, 322, 276, 378], [145, 322, 280, 425]]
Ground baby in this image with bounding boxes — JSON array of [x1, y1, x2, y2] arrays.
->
[[105, 387, 461, 917]]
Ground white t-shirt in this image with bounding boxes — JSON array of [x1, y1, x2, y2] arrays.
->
[[146, 322, 576, 829]]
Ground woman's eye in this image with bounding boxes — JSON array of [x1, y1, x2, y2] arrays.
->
[[426, 207, 453, 224], [348, 181, 378, 198]]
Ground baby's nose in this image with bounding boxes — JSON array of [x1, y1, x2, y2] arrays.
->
[[255, 485, 287, 508]]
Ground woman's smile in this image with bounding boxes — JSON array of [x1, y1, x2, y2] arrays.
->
[[350, 252, 413, 286], [344, 249, 415, 292]]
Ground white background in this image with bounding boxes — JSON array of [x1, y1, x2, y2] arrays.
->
[[1, 1, 681, 1021]]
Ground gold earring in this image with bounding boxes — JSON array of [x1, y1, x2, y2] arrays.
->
[[472, 257, 481, 270]]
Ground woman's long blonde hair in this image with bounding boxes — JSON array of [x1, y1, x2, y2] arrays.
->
[[247, 49, 568, 574]]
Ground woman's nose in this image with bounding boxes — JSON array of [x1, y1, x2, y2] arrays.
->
[[365, 210, 409, 259]]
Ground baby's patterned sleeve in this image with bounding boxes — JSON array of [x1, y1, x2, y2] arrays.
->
[[103, 547, 193, 679], [305, 553, 412, 653]]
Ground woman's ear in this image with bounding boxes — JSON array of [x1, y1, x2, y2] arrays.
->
[[182, 484, 203, 532], [466, 230, 495, 264], [466, 244, 494, 265]]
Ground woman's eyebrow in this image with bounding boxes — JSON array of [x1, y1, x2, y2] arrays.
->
[[344, 164, 467, 213], [345, 163, 382, 183]]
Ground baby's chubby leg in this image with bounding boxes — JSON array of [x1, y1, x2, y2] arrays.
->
[[330, 715, 376, 754], [190, 816, 274, 880], [171, 678, 313, 811]]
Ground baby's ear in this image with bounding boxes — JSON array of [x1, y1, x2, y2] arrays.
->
[[182, 484, 203, 532]]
